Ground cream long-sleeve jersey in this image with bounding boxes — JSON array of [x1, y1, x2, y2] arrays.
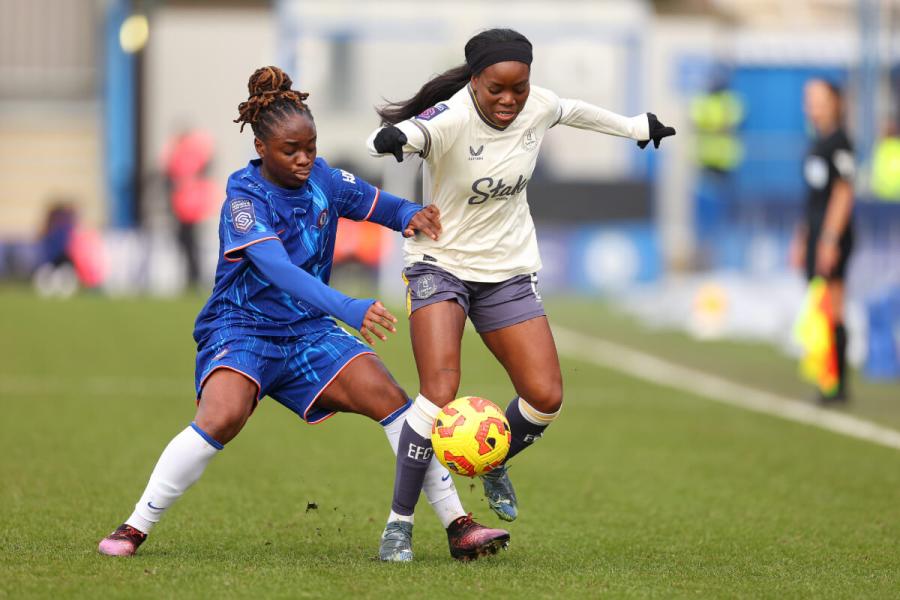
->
[[367, 84, 650, 282]]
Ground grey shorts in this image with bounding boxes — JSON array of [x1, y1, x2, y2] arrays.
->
[[402, 262, 545, 333]]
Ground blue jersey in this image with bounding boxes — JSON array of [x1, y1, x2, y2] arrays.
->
[[194, 157, 390, 344]]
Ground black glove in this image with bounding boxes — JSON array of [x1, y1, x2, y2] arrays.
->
[[637, 113, 676, 149], [373, 125, 407, 162]]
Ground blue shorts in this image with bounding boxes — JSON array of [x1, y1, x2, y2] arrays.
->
[[194, 322, 374, 424]]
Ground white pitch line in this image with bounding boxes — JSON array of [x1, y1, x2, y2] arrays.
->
[[552, 325, 900, 452]]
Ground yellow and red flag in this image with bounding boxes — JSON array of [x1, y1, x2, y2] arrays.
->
[[793, 277, 839, 395]]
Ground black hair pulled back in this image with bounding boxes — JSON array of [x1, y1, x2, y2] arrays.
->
[[376, 28, 530, 125]]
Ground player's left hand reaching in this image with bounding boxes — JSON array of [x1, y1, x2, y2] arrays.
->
[[637, 113, 676, 149], [359, 301, 398, 344], [404, 205, 442, 240], [373, 125, 408, 162]]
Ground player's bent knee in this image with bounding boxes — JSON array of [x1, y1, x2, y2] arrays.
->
[[526, 382, 563, 414], [195, 387, 255, 445], [194, 405, 250, 445], [420, 377, 459, 407], [368, 379, 409, 420]]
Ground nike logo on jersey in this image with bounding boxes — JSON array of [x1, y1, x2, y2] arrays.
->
[[468, 175, 529, 205], [441, 473, 451, 481], [147, 501, 165, 511]]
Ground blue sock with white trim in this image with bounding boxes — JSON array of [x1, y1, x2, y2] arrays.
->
[[125, 423, 222, 534]]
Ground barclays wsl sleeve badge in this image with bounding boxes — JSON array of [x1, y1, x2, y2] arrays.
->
[[230, 198, 255, 233], [416, 103, 449, 121]]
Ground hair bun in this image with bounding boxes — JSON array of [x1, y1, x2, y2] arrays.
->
[[248, 65, 293, 97], [235, 66, 311, 134]]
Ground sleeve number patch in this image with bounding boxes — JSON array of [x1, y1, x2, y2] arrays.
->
[[230, 198, 256, 233]]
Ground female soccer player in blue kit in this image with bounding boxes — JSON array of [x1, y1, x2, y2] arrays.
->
[[367, 29, 676, 557], [98, 66, 509, 562]]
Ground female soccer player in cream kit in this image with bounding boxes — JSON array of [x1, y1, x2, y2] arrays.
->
[[367, 28, 675, 556]]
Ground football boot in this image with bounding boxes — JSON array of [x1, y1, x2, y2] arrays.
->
[[378, 520, 414, 562], [98, 524, 147, 557], [481, 464, 518, 522], [446, 514, 509, 561]]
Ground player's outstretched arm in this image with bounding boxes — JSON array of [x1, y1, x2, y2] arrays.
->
[[243, 239, 396, 340], [334, 169, 441, 241], [557, 98, 676, 148]]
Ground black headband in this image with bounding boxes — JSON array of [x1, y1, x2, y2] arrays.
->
[[466, 40, 533, 75]]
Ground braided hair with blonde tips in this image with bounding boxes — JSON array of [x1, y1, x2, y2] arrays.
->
[[234, 66, 312, 139]]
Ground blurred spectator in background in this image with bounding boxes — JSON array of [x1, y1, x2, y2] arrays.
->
[[33, 200, 105, 297], [690, 81, 744, 174], [39, 203, 77, 270], [871, 121, 900, 202], [162, 128, 217, 288], [790, 80, 855, 404]]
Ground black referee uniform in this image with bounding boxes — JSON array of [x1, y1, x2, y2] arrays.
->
[[803, 128, 855, 281], [802, 126, 855, 398]]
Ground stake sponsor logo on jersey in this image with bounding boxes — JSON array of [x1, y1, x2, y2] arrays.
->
[[416, 103, 449, 121], [230, 198, 255, 233], [467, 175, 529, 205]]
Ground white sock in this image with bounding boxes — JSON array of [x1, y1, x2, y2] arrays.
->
[[388, 510, 414, 524], [408, 393, 440, 438], [125, 423, 222, 534], [382, 400, 466, 529], [422, 459, 466, 528]]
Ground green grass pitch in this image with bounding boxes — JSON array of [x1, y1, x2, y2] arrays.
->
[[2, 289, 900, 598]]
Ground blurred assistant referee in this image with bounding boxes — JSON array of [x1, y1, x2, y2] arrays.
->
[[790, 79, 856, 403]]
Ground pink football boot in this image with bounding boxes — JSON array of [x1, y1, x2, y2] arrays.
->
[[98, 524, 147, 556], [446, 514, 510, 561]]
